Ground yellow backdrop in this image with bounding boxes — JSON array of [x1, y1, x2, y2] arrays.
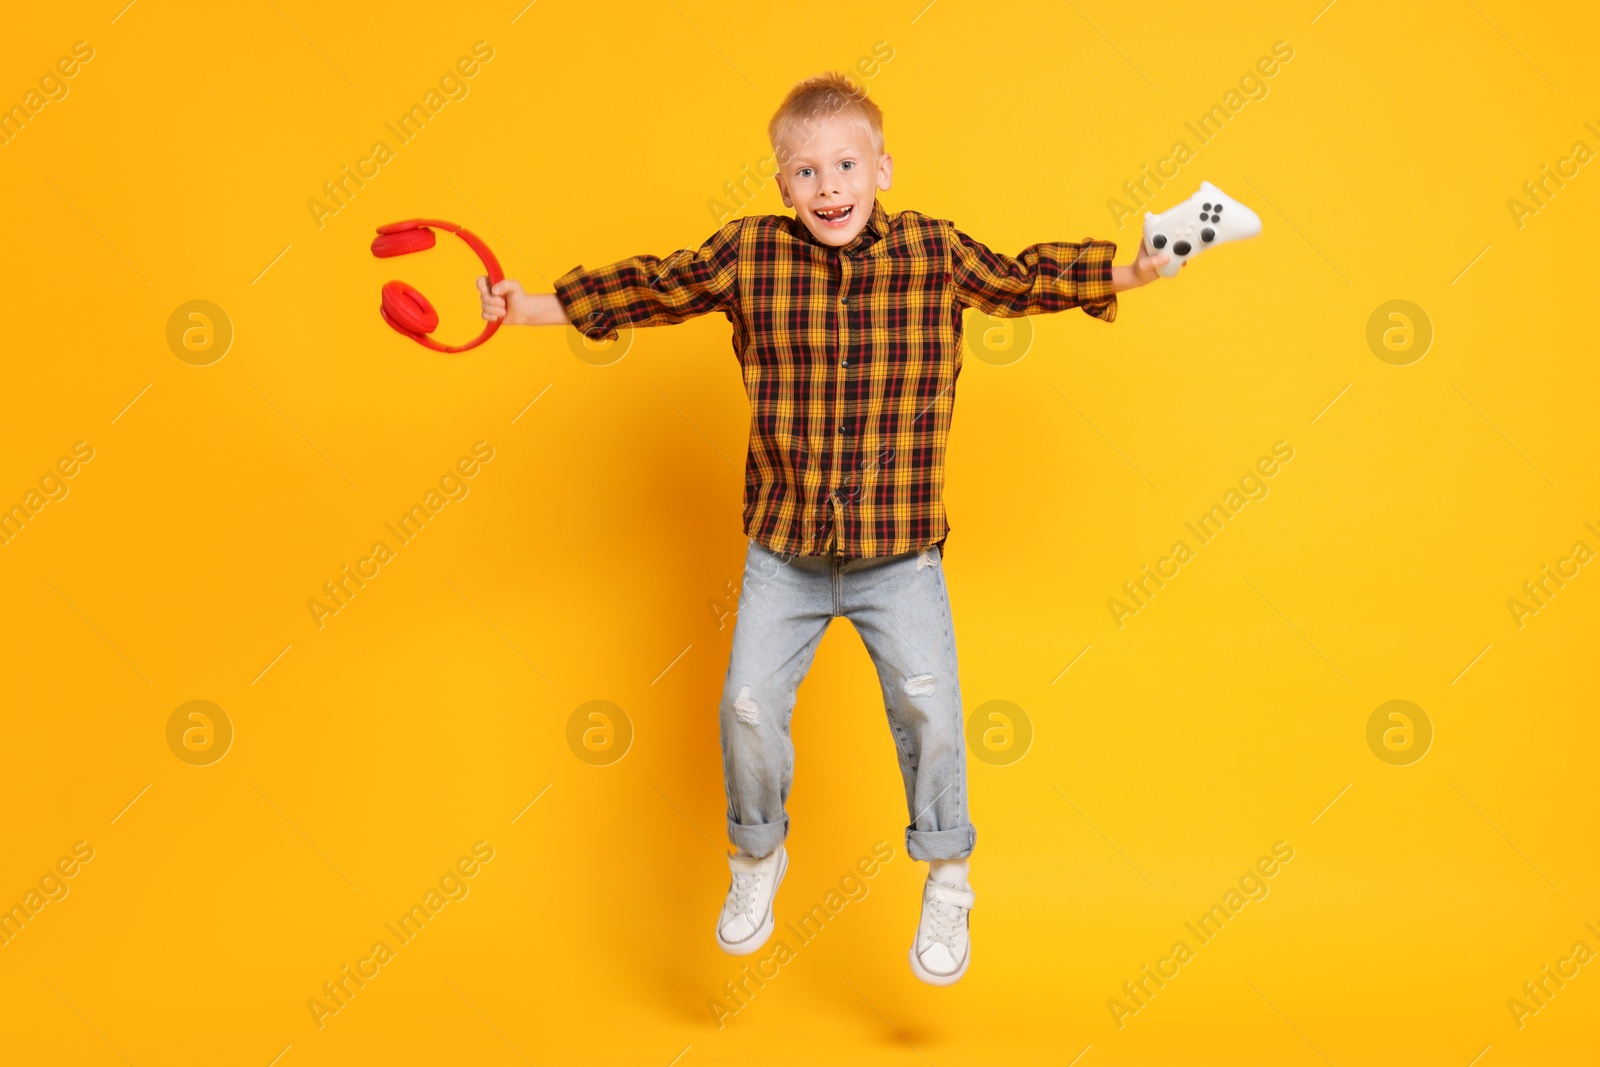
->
[[1, 1, 1596, 1064]]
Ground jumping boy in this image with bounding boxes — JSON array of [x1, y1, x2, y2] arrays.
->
[[477, 71, 1174, 985]]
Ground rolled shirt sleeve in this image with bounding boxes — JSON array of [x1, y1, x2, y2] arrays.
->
[[554, 218, 744, 341], [948, 225, 1118, 323]]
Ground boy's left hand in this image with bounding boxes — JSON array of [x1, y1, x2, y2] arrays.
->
[[1132, 243, 1176, 284], [1132, 214, 1196, 283], [1111, 241, 1179, 292]]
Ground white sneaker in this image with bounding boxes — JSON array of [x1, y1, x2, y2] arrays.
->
[[715, 844, 787, 955], [909, 873, 974, 985]]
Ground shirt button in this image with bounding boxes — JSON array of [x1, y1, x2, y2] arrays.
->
[[837, 423, 848, 435], [840, 358, 851, 368], [838, 296, 849, 306]]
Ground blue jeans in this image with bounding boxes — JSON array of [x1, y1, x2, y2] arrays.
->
[[718, 537, 977, 862]]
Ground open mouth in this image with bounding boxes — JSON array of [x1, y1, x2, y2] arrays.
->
[[813, 204, 854, 227]]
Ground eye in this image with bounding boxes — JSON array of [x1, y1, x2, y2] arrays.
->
[[796, 167, 814, 179], [840, 160, 855, 170]]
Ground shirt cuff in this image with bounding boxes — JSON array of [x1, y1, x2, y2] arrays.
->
[[1077, 239, 1117, 323], [553, 265, 618, 341]]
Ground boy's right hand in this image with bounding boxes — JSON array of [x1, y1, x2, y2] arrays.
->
[[478, 275, 530, 324]]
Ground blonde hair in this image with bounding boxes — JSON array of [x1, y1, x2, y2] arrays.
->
[[768, 71, 884, 161]]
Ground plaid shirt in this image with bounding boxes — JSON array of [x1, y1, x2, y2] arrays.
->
[[554, 199, 1117, 558]]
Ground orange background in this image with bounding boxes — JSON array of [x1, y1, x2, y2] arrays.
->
[[0, 1, 1596, 1064]]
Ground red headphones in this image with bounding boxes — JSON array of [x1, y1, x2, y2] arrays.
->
[[371, 219, 504, 353]]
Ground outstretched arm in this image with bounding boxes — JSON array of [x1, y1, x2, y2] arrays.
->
[[950, 225, 1172, 323], [477, 219, 742, 337], [478, 278, 569, 325]]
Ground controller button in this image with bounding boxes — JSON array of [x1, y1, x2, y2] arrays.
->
[[1214, 204, 1223, 212], [1203, 203, 1212, 210], [1173, 240, 1191, 256], [1201, 228, 1215, 243], [1152, 234, 1167, 249]]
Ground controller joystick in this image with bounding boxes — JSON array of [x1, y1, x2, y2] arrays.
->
[[1141, 181, 1262, 278]]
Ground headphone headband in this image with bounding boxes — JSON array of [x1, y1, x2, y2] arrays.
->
[[371, 218, 505, 354]]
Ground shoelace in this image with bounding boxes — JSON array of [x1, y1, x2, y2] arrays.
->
[[924, 890, 969, 950], [728, 870, 763, 917]]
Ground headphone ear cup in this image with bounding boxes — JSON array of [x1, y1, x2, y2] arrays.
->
[[380, 281, 440, 334], [371, 227, 436, 258]]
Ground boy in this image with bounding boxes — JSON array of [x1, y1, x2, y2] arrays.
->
[[478, 72, 1173, 985]]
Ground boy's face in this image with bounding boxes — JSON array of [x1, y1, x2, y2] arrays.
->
[[773, 114, 893, 247]]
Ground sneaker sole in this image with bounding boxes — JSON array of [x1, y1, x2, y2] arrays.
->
[[908, 937, 970, 986], [715, 847, 788, 956]]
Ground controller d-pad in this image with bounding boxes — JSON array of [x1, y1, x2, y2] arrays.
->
[[1172, 240, 1192, 256]]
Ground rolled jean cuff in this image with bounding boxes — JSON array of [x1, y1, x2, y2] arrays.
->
[[905, 823, 975, 862], [727, 815, 788, 858]]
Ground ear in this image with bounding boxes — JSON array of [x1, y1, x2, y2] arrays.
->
[[775, 172, 795, 208], [877, 152, 894, 192]]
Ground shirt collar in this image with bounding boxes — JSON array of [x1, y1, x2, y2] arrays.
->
[[849, 199, 890, 250]]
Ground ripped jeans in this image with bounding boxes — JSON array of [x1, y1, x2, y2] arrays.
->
[[718, 537, 976, 862]]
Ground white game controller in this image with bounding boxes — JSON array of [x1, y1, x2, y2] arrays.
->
[[1142, 181, 1262, 277]]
